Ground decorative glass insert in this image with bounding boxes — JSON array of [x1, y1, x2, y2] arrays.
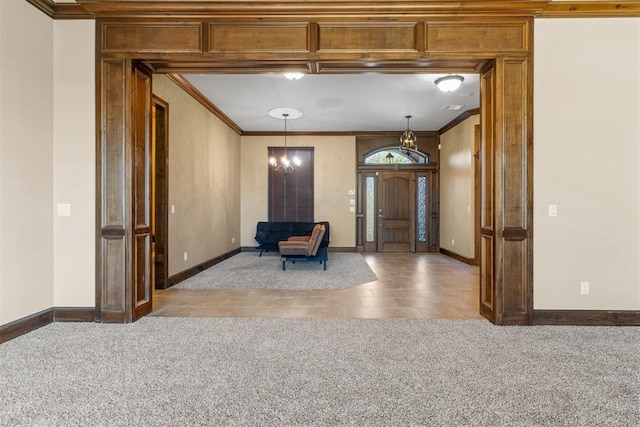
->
[[417, 176, 427, 242], [364, 147, 429, 164], [366, 177, 375, 242]]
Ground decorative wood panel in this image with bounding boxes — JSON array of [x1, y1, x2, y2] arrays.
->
[[503, 240, 527, 314], [98, 59, 128, 317], [103, 238, 125, 310], [426, 22, 528, 53], [503, 59, 528, 229], [209, 23, 309, 52], [103, 23, 202, 53], [318, 23, 418, 52], [480, 234, 495, 321]]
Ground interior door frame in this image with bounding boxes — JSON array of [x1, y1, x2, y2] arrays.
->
[[94, 12, 533, 325], [152, 95, 170, 290]]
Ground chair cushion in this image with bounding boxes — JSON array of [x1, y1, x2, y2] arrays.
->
[[278, 240, 310, 256]]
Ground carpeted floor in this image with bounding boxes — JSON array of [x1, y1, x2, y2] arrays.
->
[[1, 317, 639, 426], [173, 252, 378, 290]]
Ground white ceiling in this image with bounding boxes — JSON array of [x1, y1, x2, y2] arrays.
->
[[183, 73, 479, 133]]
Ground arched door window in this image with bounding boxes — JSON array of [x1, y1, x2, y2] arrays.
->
[[364, 146, 429, 164]]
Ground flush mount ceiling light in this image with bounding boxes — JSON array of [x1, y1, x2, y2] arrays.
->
[[283, 72, 305, 80], [399, 115, 417, 151], [435, 75, 465, 92], [268, 107, 303, 174]]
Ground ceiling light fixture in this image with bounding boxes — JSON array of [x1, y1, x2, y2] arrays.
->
[[268, 107, 303, 174], [400, 115, 417, 151], [435, 75, 465, 92], [284, 72, 304, 80]]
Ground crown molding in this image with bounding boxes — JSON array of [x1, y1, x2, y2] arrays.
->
[[27, 1, 640, 20], [165, 74, 243, 135], [539, 2, 640, 18], [76, 1, 550, 18], [26, 0, 92, 19], [439, 108, 480, 135]]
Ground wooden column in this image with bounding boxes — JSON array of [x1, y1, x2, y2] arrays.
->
[[96, 58, 133, 323], [491, 56, 534, 325]]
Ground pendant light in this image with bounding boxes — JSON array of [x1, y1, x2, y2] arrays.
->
[[400, 115, 417, 151]]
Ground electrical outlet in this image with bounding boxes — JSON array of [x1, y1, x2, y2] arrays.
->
[[451, 239, 455, 246], [580, 281, 589, 295], [183, 252, 188, 261], [232, 237, 235, 244]]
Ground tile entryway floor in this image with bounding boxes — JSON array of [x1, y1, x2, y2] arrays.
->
[[152, 253, 483, 320]]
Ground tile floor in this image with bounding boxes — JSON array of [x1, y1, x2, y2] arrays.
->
[[151, 253, 484, 320]]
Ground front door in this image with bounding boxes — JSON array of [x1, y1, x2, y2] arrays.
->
[[377, 171, 415, 252]]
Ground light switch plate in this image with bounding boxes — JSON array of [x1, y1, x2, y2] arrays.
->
[[548, 204, 558, 217]]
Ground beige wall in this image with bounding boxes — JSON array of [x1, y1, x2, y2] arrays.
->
[[53, 20, 95, 307], [153, 75, 242, 276], [439, 115, 479, 259], [241, 135, 356, 248], [0, 0, 54, 324], [533, 18, 640, 310]]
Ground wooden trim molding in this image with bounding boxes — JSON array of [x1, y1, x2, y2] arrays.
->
[[0, 307, 96, 344], [167, 248, 242, 287], [26, 0, 92, 19], [440, 247, 478, 266], [70, 1, 640, 19], [53, 307, 96, 322], [165, 74, 243, 135], [533, 310, 640, 326], [539, 2, 640, 18], [26, 1, 640, 21], [25, 0, 55, 18], [439, 108, 480, 135], [0, 309, 53, 344]]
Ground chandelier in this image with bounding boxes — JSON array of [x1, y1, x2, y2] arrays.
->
[[400, 115, 417, 151], [268, 108, 303, 174]]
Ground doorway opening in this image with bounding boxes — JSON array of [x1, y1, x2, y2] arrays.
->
[[152, 96, 169, 290]]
